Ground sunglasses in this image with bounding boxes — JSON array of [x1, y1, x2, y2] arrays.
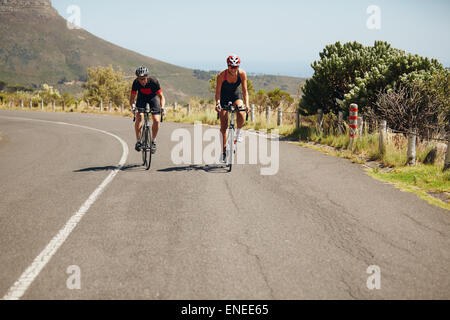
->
[[228, 65, 239, 69], [138, 77, 147, 81]]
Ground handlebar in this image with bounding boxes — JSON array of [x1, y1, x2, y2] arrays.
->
[[217, 103, 249, 121], [132, 104, 165, 123]]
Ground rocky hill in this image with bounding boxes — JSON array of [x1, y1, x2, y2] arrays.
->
[[0, 0, 305, 102]]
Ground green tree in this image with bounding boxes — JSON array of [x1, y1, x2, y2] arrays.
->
[[60, 92, 75, 107], [300, 41, 445, 116], [252, 89, 269, 113], [267, 88, 294, 109], [82, 65, 129, 106]]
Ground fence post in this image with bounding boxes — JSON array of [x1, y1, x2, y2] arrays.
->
[[251, 104, 255, 123], [20, 100, 24, 109], [52, 100, 55, 111], [75, 101, 78, 110], [348, 104, 358, 149], [62, 101, 65, 111], [407, 129, 417, 166], [358, 116, 364, 136], [443, 134, 450, 171], [174, 102, 178, 111], [187, 104, 190, 116], [41, 99, 44, 110], [277, 108, 283, 126], [338, 111, 344, 135], [100, 99, 103, 112], [121, 101, 124, 113], [266, 106, 271, 123], [317, 109, 323, 132], [9, 100, 13, 109], [29, 100, 32, 109], [109, 101, 112, 112], [296, 109, 301, 129], [379, 120, 387, 155]]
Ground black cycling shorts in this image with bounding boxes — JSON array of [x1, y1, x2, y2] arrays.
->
[[220, 93, 243, 108], [136, 96, 161, 115]]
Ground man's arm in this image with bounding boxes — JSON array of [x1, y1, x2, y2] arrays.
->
[[157, 91, 165, 109], [130, 92, 137, 109]]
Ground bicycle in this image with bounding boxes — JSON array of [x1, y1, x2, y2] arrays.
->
[[133, 103, 164, 171], [217, 102, 248, 172]]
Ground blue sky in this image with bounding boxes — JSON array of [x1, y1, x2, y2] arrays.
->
[[52, 0, 450, 77]]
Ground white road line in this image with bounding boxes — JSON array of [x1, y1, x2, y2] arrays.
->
[[0, 116, 129, 300]]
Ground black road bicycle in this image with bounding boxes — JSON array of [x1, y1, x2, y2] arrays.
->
[[217, 102, 248, 172], [133, 103, 164, 171]]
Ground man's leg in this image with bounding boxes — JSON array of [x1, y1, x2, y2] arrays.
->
[[134, 112, 144, 151], [151, 114, 160, 141], [135, 112, 144, 140]]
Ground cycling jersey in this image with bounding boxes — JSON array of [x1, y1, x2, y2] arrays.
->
[[220, 69, 243, 107], [131, 76, 162, 108]]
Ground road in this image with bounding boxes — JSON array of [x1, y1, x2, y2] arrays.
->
[[0, 110, 449, 300]]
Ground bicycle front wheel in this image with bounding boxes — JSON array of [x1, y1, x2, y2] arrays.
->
[[142, 127, 151, 169], [227, 129, 234, 172], [146, 127, 153, 171]]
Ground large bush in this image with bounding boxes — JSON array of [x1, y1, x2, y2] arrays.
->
[[299, 41, 445, 116], [82, 65, 130, 106]]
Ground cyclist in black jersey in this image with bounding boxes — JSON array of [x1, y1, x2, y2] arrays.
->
[[130, 66, 166, 153], [215, 55, 251, 162]]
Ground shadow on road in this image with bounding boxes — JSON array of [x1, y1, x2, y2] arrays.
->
[[74, 164, 144, 172], [157, 165, 227, 173]]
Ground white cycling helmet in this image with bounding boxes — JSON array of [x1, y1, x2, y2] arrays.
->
[[135, 66, 149, 77]]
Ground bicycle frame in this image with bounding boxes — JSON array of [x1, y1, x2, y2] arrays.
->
[[133, 103, 164, 171], [218, 102, 248, 172]]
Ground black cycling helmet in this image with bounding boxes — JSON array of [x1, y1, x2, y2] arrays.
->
[[135, 66, 149, 77]]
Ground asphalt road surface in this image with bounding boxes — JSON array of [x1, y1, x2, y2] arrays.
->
[[0, 110, 449, 300]]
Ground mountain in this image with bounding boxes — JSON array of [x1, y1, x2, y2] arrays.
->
[[0, 0, 305, 102]]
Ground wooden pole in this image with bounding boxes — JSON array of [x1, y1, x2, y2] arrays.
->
[[338, 111, 344, 135], [317, 109, 323, 133], [407, 129, 417, 166], [443, 134, 450, 171], [379, 120, 387, 156], [251, 104, 255, 123], [358, 116, 364, 136]]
